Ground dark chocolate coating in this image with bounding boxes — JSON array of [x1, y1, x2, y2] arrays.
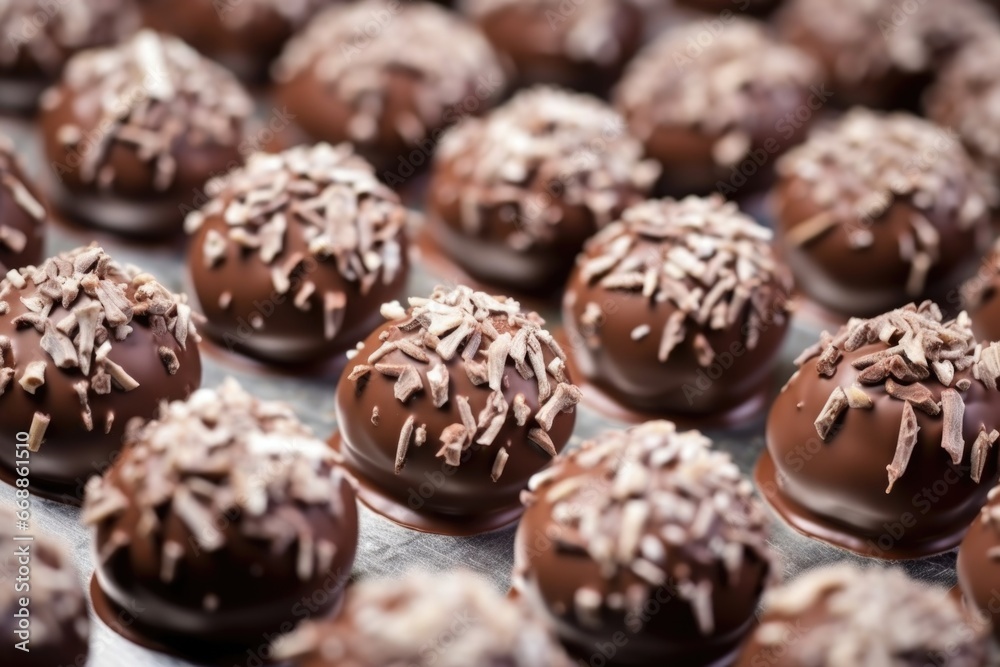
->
[[958, 500, 1000, 640], [0, 272, 201, 503], [765, 343, 1000, 557], [336, 318, 576, 528]]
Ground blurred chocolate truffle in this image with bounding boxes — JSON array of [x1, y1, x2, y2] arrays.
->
[[273, 2, 506, 173], [336, 285, 581, 534], [277, 570, 573, 666], [963, 241, 1000, 344], [563, 195, 792, 421], [0, 134, 47, 272], [776, 0, 1000, 110], [0, 509, 89, 667], [959, 485, 1000, 640], [186, 143, 409, 365], [926, 38, 1000, 190], [674, 0, 780, 15], [736, 565, 987, 667], [614, 18, 821, 198], [761, 302, 1000, 558], [462, 0, 643, 94], [774, 109, 993, 318], [39, 30, 254, 237], [0, 244, 202, 503], [515, 420, 775, 666], [140, 0, 338, 81], [427, 86, 659, 294], [84, 379, 358, 656], [0, 0, 138, 112]]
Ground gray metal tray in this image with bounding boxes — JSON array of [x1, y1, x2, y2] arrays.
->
[[0, 115, 962, 667]]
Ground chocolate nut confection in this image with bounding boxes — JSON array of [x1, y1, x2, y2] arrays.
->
[[335, 284, 582, 535], [0, 244, 201, 504], [0, 134, 46, 273], [958, 483, 1000, 641]]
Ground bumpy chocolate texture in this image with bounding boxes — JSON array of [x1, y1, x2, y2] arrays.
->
[[515, 420, 775, 667], [959, 485, 1000, 640], [186, 143, 409, 364], [735, 564, 987, 667], [428, 86, 659, 293], [775, 109, 993, 317], [0, 508, 89, 667], [273, 2, 506, 171], [615, 18, 821, 197], [776, 0, 1000, 109], [0, 135, 46, 272], [140, 0, 336, 81], [39, 30, 253, 236], [336, 285, 581, 533], [764, 302, 1000, 557], [564, 195, 792, 417], [462, 0, 643, 94], [84, 379, 359, 650], [0, 245, 201, 503], [0, 0, 138, 111], [276, 569, 573, 666]]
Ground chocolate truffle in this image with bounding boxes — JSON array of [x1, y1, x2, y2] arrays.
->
[[735, 565, 987, 667], [926, 38, 1000, 190], [186, 143, 409, 365], [0, 135, 46, 272], [273, 2, 506, 172], [277, 570, 573, 666], [0, 244, 202, 503], [140, 0, 337, 81], [514, 420, 775, 667], [336, 284, 582, 534], [563, 195, 792, 421], [959, 486, 1000, 640], [963, 241, 1000, 344], [761, 302, 1000, 558], [776, 0, 1000, 110], [461, 0, 643, 94], [84, 379, 359, 656], [0, 0, 138, 112], [427, 86, 659, 294], [0, 509, 89, 667], [774, 109, 993, 318], [614, 18, 821, 198], [39, 30, 254, 237]]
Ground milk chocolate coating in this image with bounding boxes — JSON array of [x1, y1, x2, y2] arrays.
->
[[563, 196, 791, 417], [336, 286, 579, 532], [85, 380, 359, 651], [964, 244, 1000, 344], [38, 31, 253, 237], [186, 143, 409, 365], [764, 306, 1000, 557], [139, 0, 336, 81], [0, 137, 46, 272], [464, 0, 643, 94], [958, 492, 1000, 640], [515, 422, 774, 667], [0, 247, 201, 504]]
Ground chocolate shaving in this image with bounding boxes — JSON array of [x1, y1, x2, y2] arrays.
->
[[18, 360, 46, 394], [534, 383, 582, 432], [884, 379, 940, 415], [940, 389, 966, 464], [972, 428, 1000, 483], [395, 415, 415, 474], [815, 387, 849, 440], [27, 412, 50, 452], [491, 448, 509, 482], [845, 385, 873, 409], [393, 365, 423, 402], [528, 428, 557, 457], [426, 363, 449, 408], [886, 401, 920, 493]]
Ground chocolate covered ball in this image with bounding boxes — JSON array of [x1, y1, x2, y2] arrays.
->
[[336, 284, 582, 534], [760, 302, 1000, 558], [0, 134, 47, 272], [84, 379, 359, 657], [514, 420, 775, 667], [186, 143, 409, 365], [959, 486, 1000, 640], [614, 18, 821, 198], [0, 0, 138, 112], [735, 565, 988, 667], [277, 570, 573, 666], [776, 0, 1000, 110], [427, 86, 659, 294], [0, 509, 89, 667], [273, 2, 506, 172], [39, 30, 254, 237], [140, 0, 338, 81], [774, 109, 993, 318], [462, 0, 643, 94], [0, 245, 201, 503], [963, 241, 1000, 344], [563, 195, 792, 420]]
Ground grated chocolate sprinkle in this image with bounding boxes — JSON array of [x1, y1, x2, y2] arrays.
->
[[578, 196, 791, 366], [41, 30, 252, 192]]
